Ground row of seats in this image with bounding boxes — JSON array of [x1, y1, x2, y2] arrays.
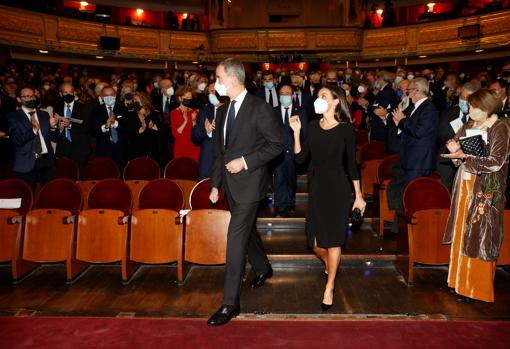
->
[[0, 176, 229, 284]]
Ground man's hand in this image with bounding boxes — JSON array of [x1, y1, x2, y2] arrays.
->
[[205, 118, 215, 134], [358, 97, 368, 108], [209, 187, 219, 204], [106, 115, 115, 128], [49, 113, 60, 128], [391, 108, 405, 126], [225, 157, 245, 174]]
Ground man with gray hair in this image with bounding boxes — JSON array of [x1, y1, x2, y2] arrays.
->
[[391, 77, 439, 183], [436, 81, 480, 190], [208, 58, 284, 326]]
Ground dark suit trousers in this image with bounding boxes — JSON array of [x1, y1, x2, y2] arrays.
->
[[273, 151, 296, 212], [223, 186, 271, 306], [404, 168, 430, 185], [14, 156, 56, 192]]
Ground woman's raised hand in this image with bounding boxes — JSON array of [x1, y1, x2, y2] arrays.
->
[[289, 115, 301, 134]]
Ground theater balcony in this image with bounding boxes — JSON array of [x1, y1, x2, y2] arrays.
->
[[0, 5, 509, 68]]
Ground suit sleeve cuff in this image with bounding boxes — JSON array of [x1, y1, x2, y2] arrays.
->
[[242, 156, 248, 170]]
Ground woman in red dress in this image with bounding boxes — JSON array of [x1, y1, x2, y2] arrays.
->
[[170, 86, 200, 161]]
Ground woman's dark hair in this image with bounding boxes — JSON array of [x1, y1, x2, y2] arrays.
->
[[321, 85, 352, 124]]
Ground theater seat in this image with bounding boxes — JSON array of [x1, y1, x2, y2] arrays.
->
[[164, 157, 199, 209], [360, 141, 387, 196], [377, 155, 400, 236], [399, 177, 451, 285], [0, 179, 34, 281], [496, 210, 510, 266], [182, 178, 230, 281], [21, 179, 86, 282], [355, 129, 369, 164], [129, 179, 184, 282], [77, 157, 120, 210], [75, 179, 135, 281], [56, 157, 80, 181], [123, 157, 161, 211]]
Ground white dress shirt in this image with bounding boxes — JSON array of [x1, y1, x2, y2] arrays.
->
[[223, 89, 249, 169], [22, 107, 48, 155]]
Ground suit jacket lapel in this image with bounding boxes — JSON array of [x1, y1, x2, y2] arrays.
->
[[228, 95, 250, 146]]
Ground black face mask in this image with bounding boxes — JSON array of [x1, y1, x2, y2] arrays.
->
[[133, 102, 142, 112], [312, 82, 322, 88], [125, 92, 133, 101], [182, 98, 192, 107], [62, 94, 75, 104], [23, 99, 38, 109]]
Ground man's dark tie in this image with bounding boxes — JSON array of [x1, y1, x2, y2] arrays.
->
[[225, 100, 236, 147], [164, 97, 170, 113], [108, 107, 119, 144], [268, 90, 273, 107], [294, 92, 301, 107], [406, 104, 415, 117], [461, 112, 468, 123], [283, 107, 292, 146], [29, 111, 42, 156]]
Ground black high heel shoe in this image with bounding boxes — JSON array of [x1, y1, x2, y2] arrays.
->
[[321, 289, 334, 311]]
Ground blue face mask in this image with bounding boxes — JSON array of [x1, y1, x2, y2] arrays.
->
[[208, 93, 219, 106], [395, 76, 403, 84], [459, 99, 469, 114], [264, 82, 274, 90], [279, 95, 292, 107], [104, 96, 116, 107], [395, 88, 403, 99], [374, 82, 381, 90]]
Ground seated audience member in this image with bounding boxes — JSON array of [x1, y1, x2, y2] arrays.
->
[[91, 86, 127, 168], [436, 82, 480, 191], [171, 86, 200, 162], [190, 74, 209, 110], [391, 77, 438, 184], [290, 73, 313, 118], [191, 82, 225, 180], [7, 86, 63, 190], [54, 82, 91, 177], [256, 71, 279, 108], [272, 83, 308, 217], [125, 92, 163, 166]]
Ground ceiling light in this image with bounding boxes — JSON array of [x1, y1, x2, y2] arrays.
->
[[376, 9, 383, 15], [192, 61, 199, 64], [375, 58, 380, 62], [419, 55, 427, 58], [80, 1, 89, 6], [147, 59, 152, 62], [136, 8, 144, 15], [39, 49, 48, 54], [96, 55, 104, 59], [475, 49, 484, 53], [182, 13, 188, 19]]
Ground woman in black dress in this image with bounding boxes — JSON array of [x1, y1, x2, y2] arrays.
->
[[290, 85, 366, 311]]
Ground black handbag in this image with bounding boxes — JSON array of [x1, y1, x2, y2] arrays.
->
[[459, 135, 487, 157], [350, 208, 363, 226]]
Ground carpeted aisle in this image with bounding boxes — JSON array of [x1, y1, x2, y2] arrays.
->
[[0, 317, 509, 349]]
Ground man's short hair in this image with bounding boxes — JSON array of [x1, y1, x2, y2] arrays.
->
[[219, 58, 246, 85], [412, 77, 429, 96]]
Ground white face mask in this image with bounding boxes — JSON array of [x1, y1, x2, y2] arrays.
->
[[345, 89, 350, 96], [469, 106, 487, 121], [198, 82, 207, 92], [153, 82, 159, 89], [357, 85, 366, 94], [407, 75, 414, 80], [314, 98, 329, 114], [214, 80, 228, 96], [166, 87, 174, 96]]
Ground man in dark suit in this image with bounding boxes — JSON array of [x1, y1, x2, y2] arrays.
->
[[7, 87, 62, 190], [290, 73, 313, 120], [272, 83, 307, 217], [153, 79, 178, 164], [436, 82, 479, 191], [207, 58, 284, 326], [489, 79, 509, 118], [392, 77, 439, 183], [370, 71, 399, 142], [255, 71, 279, 108], [191, 82, 225, 180], [54, 82, 91, 178], [91, 87, 127, 168]]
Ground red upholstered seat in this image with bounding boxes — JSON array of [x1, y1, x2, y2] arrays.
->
[[355, 129, 369, 148], [138, 179, 184, 211], [129, 179, 185, 281], [87, 179, 132, 215], [56, 157, 80, 181], [0, 179, 33, 277], [360, 141, 387, 196], [84, 157, 120, 180], [21, 179, 86, 281], [189, 178, 229, 211], [377, 155, 400, 236], [164, 157, 199, 180], [399, 177, 452, 284], [123, 157, 161, 181]]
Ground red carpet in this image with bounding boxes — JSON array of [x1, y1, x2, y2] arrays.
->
[[1, 316, 509, 349]]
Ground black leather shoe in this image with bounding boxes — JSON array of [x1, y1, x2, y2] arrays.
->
[[249, 268, 273, 288], [321, 288, 334, 311], [456, 295, 475, 303], [207, 305, 240, 326]]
